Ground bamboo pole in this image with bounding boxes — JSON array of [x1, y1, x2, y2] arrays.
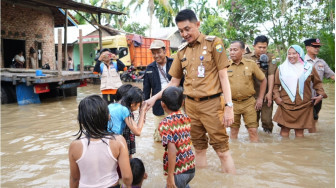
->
[[79, 29, 84, 74], [57, 29, 62, 76], [64, 9, 68, 71], [98, 13, 102, 50]]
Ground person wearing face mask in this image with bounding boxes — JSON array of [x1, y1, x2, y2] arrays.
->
[[273, 45, 327, 138], [304, 38, 335, 133], [244, 35, 277, 134]]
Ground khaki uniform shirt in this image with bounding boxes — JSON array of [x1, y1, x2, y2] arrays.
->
[[169, 33, 230, 98], [228, 58, 265, 100], [243, 51, 277, 97]]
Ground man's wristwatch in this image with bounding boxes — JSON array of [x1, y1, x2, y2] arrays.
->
[[225, 102, 233, 107]]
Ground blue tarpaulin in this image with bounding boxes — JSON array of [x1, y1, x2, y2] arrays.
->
[[16, 84, 41, 105]]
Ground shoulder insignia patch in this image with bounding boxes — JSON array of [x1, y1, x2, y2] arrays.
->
[[178, 42, 188, 51], [215, 44, 223, 53], [205, 35, 216, 41]]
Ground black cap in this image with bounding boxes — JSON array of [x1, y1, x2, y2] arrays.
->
[[304, 38, 322, 46], [99, 48, 111, 53]]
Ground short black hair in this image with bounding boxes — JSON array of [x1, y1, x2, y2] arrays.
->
[[120, 86, 144, 119], [231, 40, 245, 49], [175, 9, 198, 24], [99, 48, 111, 54], [254, 35, 269, 45], [130, 158, 145, 186], [115, 84, 132, 102], [162, 86, 183, 111]]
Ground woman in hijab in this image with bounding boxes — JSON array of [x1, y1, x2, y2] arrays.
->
[[273, 45, 327, 137]]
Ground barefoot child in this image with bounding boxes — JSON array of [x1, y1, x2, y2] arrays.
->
[[68, 95, 132, 188], [108, 86, 147, 156], [158, 86, 195, 188]]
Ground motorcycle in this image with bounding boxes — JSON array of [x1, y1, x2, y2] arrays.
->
[[120, 65, 145, 82]]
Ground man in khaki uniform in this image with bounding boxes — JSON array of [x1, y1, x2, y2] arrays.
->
[[228, 41, 267, 142], [146, 9, 236, 174], [244, 35, 277, 133]]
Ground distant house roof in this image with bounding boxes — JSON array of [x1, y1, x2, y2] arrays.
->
[[151, 27, 178, 39], [151, 27, 183, 50], [55, 25, 97, 44], [55, 24, 121, 44]]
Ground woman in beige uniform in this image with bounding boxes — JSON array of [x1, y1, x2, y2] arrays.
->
[[273, 45, 327, 137]]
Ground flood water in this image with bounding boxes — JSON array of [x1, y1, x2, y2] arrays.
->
[[1, 83, 335, 188]]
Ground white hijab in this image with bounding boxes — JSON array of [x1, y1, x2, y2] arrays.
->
[[279, 45, 313, 102]]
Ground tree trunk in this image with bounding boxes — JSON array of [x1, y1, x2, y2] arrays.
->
[[148, 0, 154, 37]]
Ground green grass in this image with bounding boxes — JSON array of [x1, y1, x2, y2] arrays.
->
[[322, 78, 335, 84]]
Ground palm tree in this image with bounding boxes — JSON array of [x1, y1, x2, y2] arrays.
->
[[72, 0, 128, 27], [128, 0, 182, 36], [103, 0, 129, 28]]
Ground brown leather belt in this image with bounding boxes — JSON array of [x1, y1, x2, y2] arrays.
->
[[232, 96, 252, 102], [187, 93, 221, 102]]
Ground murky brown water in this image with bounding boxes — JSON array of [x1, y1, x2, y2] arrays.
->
[[1, 83, 334, 188]]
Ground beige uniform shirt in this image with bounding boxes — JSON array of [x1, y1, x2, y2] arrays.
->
[[169, 33, 230, 98], [228, 58, 265, 100], [243, 51, 277, 97]]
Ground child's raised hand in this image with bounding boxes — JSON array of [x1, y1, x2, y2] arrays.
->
[[140, 102, 148, 113]]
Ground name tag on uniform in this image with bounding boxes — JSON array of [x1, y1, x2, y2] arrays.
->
[[198, 65, 205, 77], [146, 71, 153, 74]]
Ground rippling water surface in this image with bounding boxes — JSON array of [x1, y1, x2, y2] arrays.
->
[[1, 83, 334, 187]]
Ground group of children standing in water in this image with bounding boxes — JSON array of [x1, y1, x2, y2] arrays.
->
[[68, 84, 195, 188]]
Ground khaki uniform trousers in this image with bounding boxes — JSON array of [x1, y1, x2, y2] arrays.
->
[[231, 97, 258, 128], [257, 100, 274, 130], [185, 96, 229, 153]]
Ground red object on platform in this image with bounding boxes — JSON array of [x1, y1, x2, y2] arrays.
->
[[79, 79, 87, 87], [34, 83, 50, 94]]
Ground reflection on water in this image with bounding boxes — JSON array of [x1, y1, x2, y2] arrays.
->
[[1, 83, 335, 187]]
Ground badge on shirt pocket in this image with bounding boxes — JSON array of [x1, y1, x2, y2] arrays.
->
[[198, 65, 205, 77]]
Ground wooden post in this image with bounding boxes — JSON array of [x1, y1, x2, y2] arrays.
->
[[64, 9, 68, 71], [0, 39, 3, 68], [98, 13, 102, 50], [79, 29, 84, 74], [57, 29, 62, 76]]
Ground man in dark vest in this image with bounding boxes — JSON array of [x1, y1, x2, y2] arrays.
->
[[143, 40, 173, 142]]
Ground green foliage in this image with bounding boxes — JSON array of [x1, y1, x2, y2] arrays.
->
[[218, 0, 335, 68], [200, 15, 227, 45], [318, 30, 335, 71], [105, 0, 129, 29], [323, 78, 335, 83], [122, 22, 149, 36], [153, 0, 176, 27], [72, 0, 129, 29]]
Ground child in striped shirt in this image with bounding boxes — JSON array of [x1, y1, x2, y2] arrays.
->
[[158, 86, 195, 188]]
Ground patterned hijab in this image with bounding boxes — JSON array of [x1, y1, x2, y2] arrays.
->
[[279, 45, 313, 102]]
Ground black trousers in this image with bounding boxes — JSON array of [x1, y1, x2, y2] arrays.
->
[[102, 94, 116, 104], [313, 101, 322, 120]]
